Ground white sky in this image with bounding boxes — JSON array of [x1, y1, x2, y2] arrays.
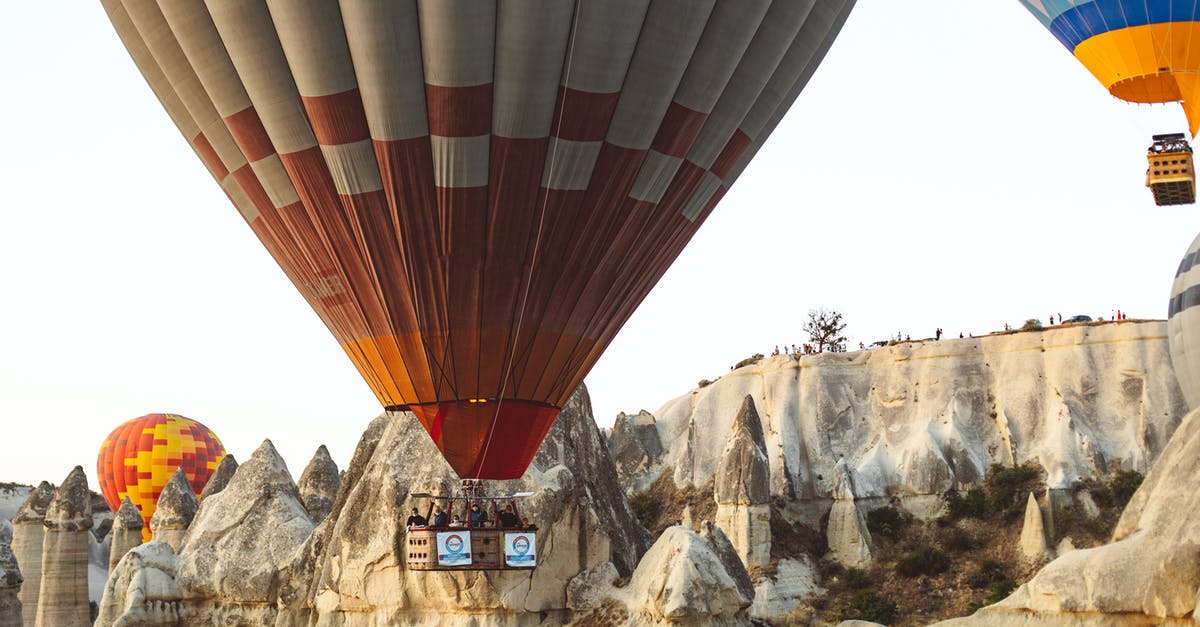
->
[[1, 2, 1196, 487]]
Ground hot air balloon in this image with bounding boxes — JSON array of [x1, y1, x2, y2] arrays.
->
[[1019, 0, 1198, 204], [97, 413, 226, 540], [100, 0, 854, 480]]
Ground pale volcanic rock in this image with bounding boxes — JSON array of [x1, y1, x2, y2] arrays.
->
[[714, 395, 772, 568], [618, 523, 753, 626], [35, 466, 91, 627], [936, 406, 1200, 626], [1019, 492, 1052, 565], [296, 445, 339, 524], [173, 439, 313, 622], [109, 497, 143, 574], [149, 468, 197, 552], [641, 322, 1185, 501], [95, 541, 182, 627], [11, 482, 51, 627], [826, 459, 873, 568], [609, 410, 665, 488], [750, 556, 822, 621], [198, 454, 237, 501], [0, 521, 21, 627]]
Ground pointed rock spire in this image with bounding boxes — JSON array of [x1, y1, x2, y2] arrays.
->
[[0, 520, 20, 627], [199, 454, 238, 501], [826, 459, 873, 567], [11, 482, 53, 526], [150, 468, 198, 551], [12, 481, 52, 627], [1019, 492, 1051, 564], [714, 395, 770, 505], [297, 445, 340, 524], [109, 497, 143, 574], [36, 467, 92, 627]]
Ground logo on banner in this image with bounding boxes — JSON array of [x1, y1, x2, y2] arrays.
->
[[504, 532, 536, 567], [436, 531, 472, 566]]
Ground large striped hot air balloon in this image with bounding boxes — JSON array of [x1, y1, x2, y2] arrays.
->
[[1020, 0, 1200, 136], [97, 413, 226, 540], [101, 0, 854, 479]]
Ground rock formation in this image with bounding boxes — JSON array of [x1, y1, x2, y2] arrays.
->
[[109, 497, 142, 574], [10, 482, 51, 627], [1019, 492, 1051, 565], [713, 395, 771, 568], [149, 468, 197, 553], [572, 522, 753, 626], [636, 322, 1185, 503], [35, 466, 91, 627], [198, 454, 237, 501], [0, 521, 21, 627], [609, 410, 665, 488], [296, 445, 339, 524], [96, 541, 181, 626], [936, 405, 1200, 625], [826, 459, 872, 568]]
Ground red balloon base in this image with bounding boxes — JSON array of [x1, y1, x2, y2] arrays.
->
[[401, 399, 561, 480]]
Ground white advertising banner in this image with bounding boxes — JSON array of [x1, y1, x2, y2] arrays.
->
[[436, 531, 472, 566], [504, 532, 536, 567]]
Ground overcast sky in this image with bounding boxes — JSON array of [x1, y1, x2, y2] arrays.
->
[[2, 2, 1195, 487]]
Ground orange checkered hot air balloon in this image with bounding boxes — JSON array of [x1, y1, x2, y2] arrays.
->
[[97, 413, 225, 540]]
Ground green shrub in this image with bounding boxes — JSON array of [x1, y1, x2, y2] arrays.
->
[[1110, 470, 1143, 507], [817, 557, 844, 580], [896, 545, 949, 578], [845, 567, 872, 590], [733, 353, 765, 369], [866, 506, 907, 540], [628, 492, 660, 530], [943, 487, 987, 520], [839, 591, 897, 624], [1021, 318, 1043, 331], [985, 579, 1018, 604], [697, 379, 713, 388], [985, 463, 1041, 520], [966, 559, 1009, 589], [942, 527, 977, 553]]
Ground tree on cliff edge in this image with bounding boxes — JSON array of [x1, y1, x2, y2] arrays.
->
[[804, 308, 847, 353]]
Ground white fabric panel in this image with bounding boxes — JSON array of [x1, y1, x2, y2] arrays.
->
[[680, 171, 722, 222], [101, 0, 202, 140], [606, 0, 715, 149], [417, 0, 496, 87], [628, 150, 682, 203], [672, 0, 771, 113], [340, 0, 430, 141], [321, 140, 386, 194], [723, 0, 855, 184], [561, 0, 649, 93], [267, 0, 359, 97], [157, 0, 253, 117], [220, 177, 262, 223], [208, 0, 319, 154], [541, 138, 601, 191], [1171, 230, 1200, 408], [251, 155, 302, 208], [493, 0, 572, 138], [686, 0, 813, 168], [123, 0, 247, 171], [430, 135, 490, 188]]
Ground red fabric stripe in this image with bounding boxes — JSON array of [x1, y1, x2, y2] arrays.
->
[[301, 88, 372, 145], [551, 87, 620, 142], [426, 83, 492, 137], [193, 133, 229, 179], [230, 165, 275, 213], [650, 102, 707, 158], [711, 130, 752, 180], [223, 107, 275, 162]]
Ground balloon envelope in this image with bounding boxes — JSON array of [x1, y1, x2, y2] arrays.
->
[[1020, 0, 1200, 135], [96, 413, 226, 540], [101, 0, 854, 479]]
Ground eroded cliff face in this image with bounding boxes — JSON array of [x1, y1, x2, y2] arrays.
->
[[626, 321, 1186, 502]]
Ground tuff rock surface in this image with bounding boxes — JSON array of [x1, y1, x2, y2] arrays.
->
[[609, 410, 665, 487], [148, 468, 196, 552], [198, 455, 237, 501], [296, 445, 339, 524], [1019, 492, 1051, 565], [627, 322, 1186, 500], [36, 466, 91, 627], [109, 497, 143, 574], [826, 459, 873, 567], [11, 482, 51, 627], [936, 405, 1200, 625], [0, 521, 20, 627], [713, 395, 771, 568]]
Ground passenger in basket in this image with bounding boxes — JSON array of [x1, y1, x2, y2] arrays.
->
[[498, 505, 520, 528], [405, 507, 427, 530], [431, 505, 448, 527], [469, 502, 489, 528], [449, 515, 467, 528]]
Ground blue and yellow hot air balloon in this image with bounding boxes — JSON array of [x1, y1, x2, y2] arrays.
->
[[1021, 1, 1200, 204]]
